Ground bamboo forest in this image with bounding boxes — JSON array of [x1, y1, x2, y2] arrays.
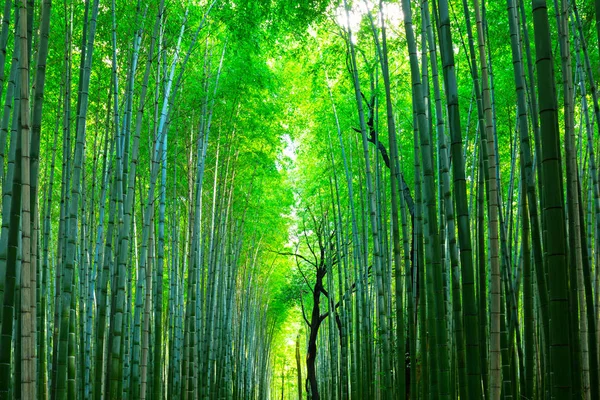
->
[[3, 0, 600, 398]]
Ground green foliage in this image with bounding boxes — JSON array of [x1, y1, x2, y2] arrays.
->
[[217, 0, 333, 42]]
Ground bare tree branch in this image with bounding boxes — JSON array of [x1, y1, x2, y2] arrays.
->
[[299, 292, 310, 326]]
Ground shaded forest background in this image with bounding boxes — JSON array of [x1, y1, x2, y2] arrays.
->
[[0, 0, 599, 399]]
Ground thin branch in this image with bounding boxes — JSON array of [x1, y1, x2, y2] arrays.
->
[[301, 216, 319, 268], [296, 256, 314, 295], [319, 266, 372, 322], [267, 249, 316, 268], [299, 292, 310, 326]]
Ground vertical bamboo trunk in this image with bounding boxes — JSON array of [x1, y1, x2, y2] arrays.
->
[[532, 0, 573, 397], [16, 0, 34, 395], [56, 1, 99, 398], [434, 0, 484, 397], [0, 65, 22, 400], [296, 334, 302, 400], [553, 2, 583, 396], [573, 8, 600, 397], [367, 3, 405, 397], [0, 48, 18, 318], [342, 1, 392, 397], [467, 1, 502, 396]]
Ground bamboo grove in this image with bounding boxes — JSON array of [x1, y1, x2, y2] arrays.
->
[[0, 0, 600, 399]]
